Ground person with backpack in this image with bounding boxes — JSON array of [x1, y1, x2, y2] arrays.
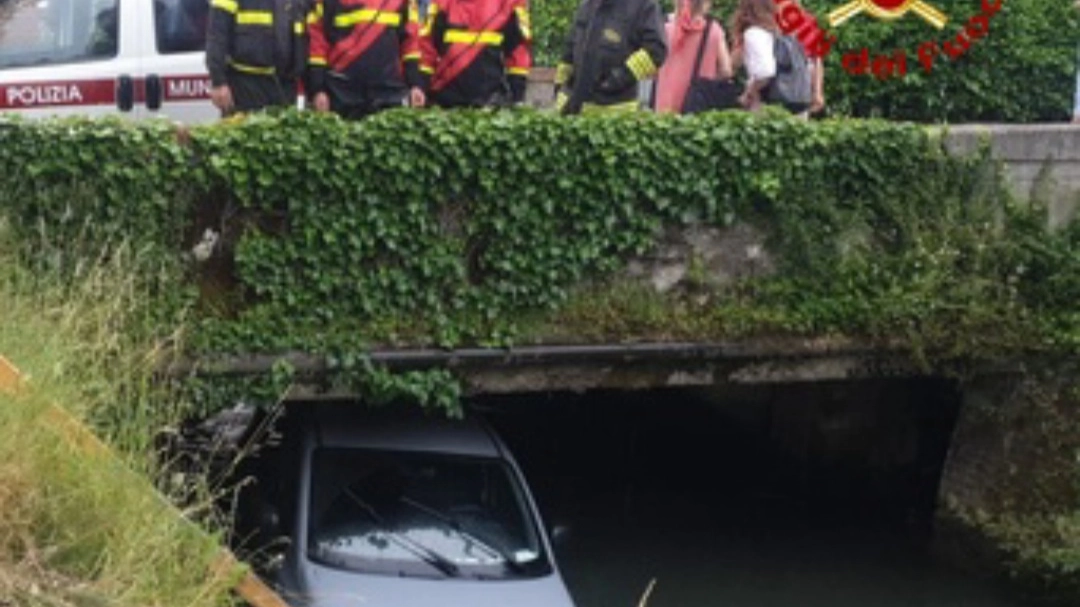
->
[[730, 0, 810, 113], [653, 0, 733, 113], [307, 0, 426, 118], [731, 0, 775, 111], [554, 0, 668, 115]]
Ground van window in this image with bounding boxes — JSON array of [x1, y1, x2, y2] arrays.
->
[[0, 0, 118, 69], [154, 0, 209, 54]]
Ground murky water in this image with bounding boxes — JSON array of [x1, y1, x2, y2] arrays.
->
[[481, 385, 1030, 607], [556, 500, 1025, 607]]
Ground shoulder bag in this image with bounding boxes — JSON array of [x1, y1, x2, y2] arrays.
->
[[680, 17, 740, 114]]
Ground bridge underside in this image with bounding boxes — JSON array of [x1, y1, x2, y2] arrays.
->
[[178, 339, 941, 398]]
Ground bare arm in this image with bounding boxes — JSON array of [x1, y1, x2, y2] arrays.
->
[[811, 56, 825, 113], [715, 25, 733, 79]]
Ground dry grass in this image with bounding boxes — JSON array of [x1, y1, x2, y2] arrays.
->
[[0, 224, 237, 607]]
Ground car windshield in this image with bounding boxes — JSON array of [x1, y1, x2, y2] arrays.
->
[[308, 448, 551, 580]]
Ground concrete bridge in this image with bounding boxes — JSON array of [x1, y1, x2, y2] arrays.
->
[[181, 120, 1080, 597]]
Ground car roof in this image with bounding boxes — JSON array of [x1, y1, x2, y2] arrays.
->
[[308, 404, 503, 459]]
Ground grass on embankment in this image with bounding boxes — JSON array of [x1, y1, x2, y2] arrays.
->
[[0, 228, 237, 607]]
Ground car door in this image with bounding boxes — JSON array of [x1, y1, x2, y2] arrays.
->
[[0, 0, 142, 119], [138, 0, 218, 124]]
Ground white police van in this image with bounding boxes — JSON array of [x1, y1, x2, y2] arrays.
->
[[0, 0, 218, 123]]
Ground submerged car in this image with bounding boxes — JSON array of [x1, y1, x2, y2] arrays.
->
[[276, 405, 576, 607]]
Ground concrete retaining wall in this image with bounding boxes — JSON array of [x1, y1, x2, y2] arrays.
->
[[946, 125, 1080, 229]]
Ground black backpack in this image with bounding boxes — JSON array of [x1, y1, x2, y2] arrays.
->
[[767, 34, 812, 113]]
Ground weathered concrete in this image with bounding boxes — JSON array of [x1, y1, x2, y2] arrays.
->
[[945, 124, 1080, 229], [935, 368, 1080, 595], [626, 223, 775, 293]]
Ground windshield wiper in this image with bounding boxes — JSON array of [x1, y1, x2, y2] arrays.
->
[[401, 496, 527, 574], [342, 488, 461, 578]]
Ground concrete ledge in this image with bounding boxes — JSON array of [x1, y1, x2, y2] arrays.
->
[[944, 125, 1080, 229]]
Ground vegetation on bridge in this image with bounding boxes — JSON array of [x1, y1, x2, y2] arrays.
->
[[1, 110, 1079, 403], [1, 111, 1079, 596]]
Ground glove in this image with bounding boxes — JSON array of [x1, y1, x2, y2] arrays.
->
[[554, 62, 574, 87], [554, 90, 569, 113], [597, 65, 635, 94]]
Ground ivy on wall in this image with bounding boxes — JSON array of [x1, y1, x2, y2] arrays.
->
[[1, 110, 1078, 594], [0, 110, 1078, 416]]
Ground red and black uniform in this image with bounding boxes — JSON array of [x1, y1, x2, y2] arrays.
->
[[418, 0, 531, 108], [308, 0, 424, 117]]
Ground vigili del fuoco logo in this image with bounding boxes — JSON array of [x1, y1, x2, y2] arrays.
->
[[773, 0, 1005, 80]]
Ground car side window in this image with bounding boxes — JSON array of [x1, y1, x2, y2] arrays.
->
[[0, 0, 118, 69], [154, 0, 209, 54]]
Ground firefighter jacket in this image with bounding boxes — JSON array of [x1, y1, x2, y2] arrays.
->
[[207, 0, 311, 86], [556, 0, 666, 114], [418, 0, 532, 107], [307, 0, 424, 105]]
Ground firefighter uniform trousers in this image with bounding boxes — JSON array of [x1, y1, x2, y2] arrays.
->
[[418, 0, 532, 108], [308, 0, 424, 118], [207, 0, 309, 114]]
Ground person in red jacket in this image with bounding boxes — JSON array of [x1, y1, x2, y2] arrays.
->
[[308, 0, 426, 118], [418, 0, 531, 108]]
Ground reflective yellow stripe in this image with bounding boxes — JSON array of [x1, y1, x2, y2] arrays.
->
[[625, 49, 656, 80], [308, 2, 324, 23], [402, 52, 421, 61], [555, 91, 568, 112], [420, 4, 438, 36], [237, 10, 273, 25], [294, 21, 305, 34], [211, 0, 238, 13], [507, 66, 528, 76], [555, 62, 572, 85], [408, 0, 420, 24], [310, 56, 328, 66], [581, 100, 640, 114], [229, 60, 275, 75], [444, 29, 503, 45], [335, 9, 401, 27], [514, 6, 531, 40], [419, 64, 434, 74]]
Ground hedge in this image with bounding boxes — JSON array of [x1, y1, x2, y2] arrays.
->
[[533, 0, 1079, 123], [1, 109, 1077, 369]]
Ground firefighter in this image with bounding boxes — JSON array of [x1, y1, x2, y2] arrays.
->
[[206, 0, 310, 115], [418, 0, 532, 108], [307, 0, 426, 118], [555, 0, 667, 115]]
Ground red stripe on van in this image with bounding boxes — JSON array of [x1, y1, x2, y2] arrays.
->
[[0, 79, 116, 109]]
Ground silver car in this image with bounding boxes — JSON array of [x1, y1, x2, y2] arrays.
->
[[277, 405, 576, 607]]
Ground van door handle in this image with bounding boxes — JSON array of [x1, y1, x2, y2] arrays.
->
[[116, 75, 134, 112], [146, 74, 163, 111]]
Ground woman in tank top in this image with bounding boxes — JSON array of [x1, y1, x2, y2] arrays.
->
[[653, 0, 733, 113]]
